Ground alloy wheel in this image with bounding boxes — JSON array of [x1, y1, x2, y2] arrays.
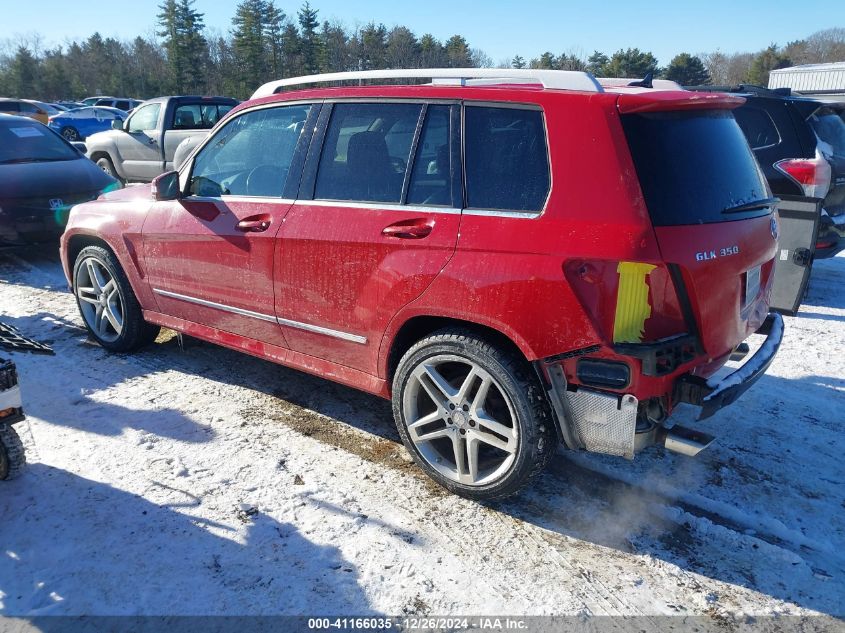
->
[[75, 257, 124, 343], [402, 354, 519, 486]]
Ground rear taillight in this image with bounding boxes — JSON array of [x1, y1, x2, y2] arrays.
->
[[774, 150, 832, 199]]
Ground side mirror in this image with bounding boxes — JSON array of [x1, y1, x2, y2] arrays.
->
[[71, 141, 88, 154], [112, 119, 125, 131], [152, 171, 180, 202]]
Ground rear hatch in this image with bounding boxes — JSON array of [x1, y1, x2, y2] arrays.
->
[[807, 104, 845, 217], [619, 96, 777, 361]]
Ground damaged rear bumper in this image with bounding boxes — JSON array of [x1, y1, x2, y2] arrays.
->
[[536, 312, 784, 458], [674, 312, 784, 420]]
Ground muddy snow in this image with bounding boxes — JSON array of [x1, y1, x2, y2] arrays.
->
[[0, 247, 843, 624]]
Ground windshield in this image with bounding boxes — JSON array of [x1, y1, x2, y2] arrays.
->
[[809, 107, 845, 158], [0, 119, 78, 163], [622, 109, 771, 226]]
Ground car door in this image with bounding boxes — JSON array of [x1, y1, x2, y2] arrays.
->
[[274, 101, 462, 374], [142, 102, 317, 348], [119, 102, 165, 181], [769, 196, 820, 315]]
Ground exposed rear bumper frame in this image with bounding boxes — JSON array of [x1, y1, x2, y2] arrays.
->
[[674, 313, 784, 420]]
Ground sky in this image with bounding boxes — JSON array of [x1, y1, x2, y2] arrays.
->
[[2, 0, 842, 65]]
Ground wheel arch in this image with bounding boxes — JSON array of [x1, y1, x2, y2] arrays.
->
[[65, 233, 146, 305], [89, 149, 124, 179], [382, 314, 533, 387]]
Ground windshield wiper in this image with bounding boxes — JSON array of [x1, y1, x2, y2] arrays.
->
[[0, 157, 71, 165], [723, 197, 779, 214]]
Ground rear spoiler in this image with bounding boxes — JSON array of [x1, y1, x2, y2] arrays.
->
[[617, 91, 746, 114]]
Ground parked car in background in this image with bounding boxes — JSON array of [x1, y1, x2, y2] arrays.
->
[[48, 106, 126, 141], [0, 114, 119, 247], [58, 101, 87, 110], [62, 68, 791, 499], [92, 97, 142, 112], [82, 95, 115, 106], [0, 98, 56, 124], [688, 85, 845, 260], [86, 96, 237, 183]]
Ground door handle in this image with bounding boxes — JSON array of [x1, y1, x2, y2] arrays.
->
[[382, 220, 433, 239], [237, 216, 272, 232]]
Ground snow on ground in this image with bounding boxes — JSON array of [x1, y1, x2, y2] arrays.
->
[[0, 247, 843, 622]]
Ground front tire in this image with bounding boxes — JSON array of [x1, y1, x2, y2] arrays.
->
[[392, 329, 556, 500], [73, 246, 159, 352], [0, 424, 25, 480], [95, 156, 124, 185]]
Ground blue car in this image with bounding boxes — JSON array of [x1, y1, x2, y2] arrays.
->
[[47, 106, 126, 141]]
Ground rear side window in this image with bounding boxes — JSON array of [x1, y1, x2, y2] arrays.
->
[[315, 103, 422, 204], [733, 106, 780, 150], [464, 106, 550, 213], [810, 107, 845, 158], [173, 103, 233, 130], [407, 105, 452, 206], [622, 110, 770, 226], [0, 102, 19, 112]]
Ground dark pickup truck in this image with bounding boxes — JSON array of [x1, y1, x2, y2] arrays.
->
[[86, 95, 237, 183]]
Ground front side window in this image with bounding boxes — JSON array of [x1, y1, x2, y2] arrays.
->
[[127, 104, 161, 133], [189, 104, 311, 198], [464, 105, 550, 213], [314, 103, 422, 203]]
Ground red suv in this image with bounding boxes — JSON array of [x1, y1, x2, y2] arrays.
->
[[60, 69, 784, 499]]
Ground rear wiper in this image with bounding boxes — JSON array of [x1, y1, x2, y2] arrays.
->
[[722, 197, 779, 214]]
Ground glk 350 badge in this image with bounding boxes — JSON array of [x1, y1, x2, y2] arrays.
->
[[696, 246, 740, 261]]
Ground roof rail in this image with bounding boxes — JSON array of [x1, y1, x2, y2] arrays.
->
[[686, 84, 793, 96], [251, 68, 604, 99], [598, 77, 684, 91]]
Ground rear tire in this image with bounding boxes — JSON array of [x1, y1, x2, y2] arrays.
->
[[392, 328, 556, 500], [61, 127, 80, 141], [0, 424, 25, 481], [72, 245, 159, 352]]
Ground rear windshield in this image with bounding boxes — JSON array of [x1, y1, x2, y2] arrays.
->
[[622, 110, 770, 226], [809, 107, 845, 158]]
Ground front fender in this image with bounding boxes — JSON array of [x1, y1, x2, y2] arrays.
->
[[61, 191, 155, 308], [85, 133, 126, 178]]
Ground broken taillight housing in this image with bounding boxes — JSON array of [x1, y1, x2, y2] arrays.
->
[[564, 260, 687, 345], [774, 150, 832, 199]]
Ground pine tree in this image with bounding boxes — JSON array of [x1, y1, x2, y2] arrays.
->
[[511, 55, 526, 69], [232, 0, 269, 91], [298, 2, 321, 74], [157, 0, 207, 93], [664, 53, 710, 86], [444, 35, 472, 68]]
